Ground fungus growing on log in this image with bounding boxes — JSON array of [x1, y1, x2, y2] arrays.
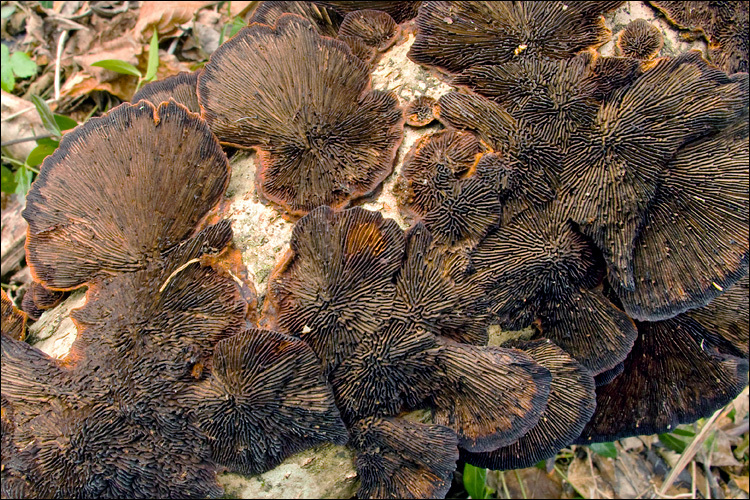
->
[[199, 14, 404, 216], [22, 100, 230, 290], [250, 1, 342, 38], [462, 339, 596, 470], [187, 328, 348, 475], [612, 119, 749, 320], [266, 206, 405, 374], [409, 1, 621, 73], [404, 95, 437, 127], [131, 71, 201, 113], [616, 19, 664, 59], [471, 205, 637, 375]]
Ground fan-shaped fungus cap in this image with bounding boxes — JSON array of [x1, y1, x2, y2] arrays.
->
[[315, 1, 421, 23], [188, 328, 348, 475], [404, 96, 437, 127], [250, 1, 342, 38], [396, 129, 483, 217], [1, 290, 27, 340], [560, 52, 748, 292], [462, 339, 596, 470], [330, 319, 441, 424], [22, 100, 230, 290], [350, 415, 459, 499], [408, 1, 621, 74], [198, 14, 404, 216], [338, 9, 400, 53], [577, 313, 749, 443], [616, 19, 664, 59], [130, 71, 201, 113], [21, 281, 64, 321], [68, 220, 249, 401], [429, 338, 551, 452], [471, 206, 637, 375], [612, 118, 749, 320], [266, 206, 405, 374]]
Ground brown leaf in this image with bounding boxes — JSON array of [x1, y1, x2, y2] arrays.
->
[[567, 454, 615, 499], [133, 1, 215, 41]]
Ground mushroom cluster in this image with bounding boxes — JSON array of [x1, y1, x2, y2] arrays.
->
[[2, 2, 748, 499]]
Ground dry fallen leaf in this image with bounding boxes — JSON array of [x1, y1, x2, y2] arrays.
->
[[133, 1, 214, 41]]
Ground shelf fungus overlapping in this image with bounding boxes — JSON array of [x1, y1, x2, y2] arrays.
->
[[198, 14, 404, 217], [266, 206, 553, 498], [3, 1, 750, 498], [3, 101, 347, 498]]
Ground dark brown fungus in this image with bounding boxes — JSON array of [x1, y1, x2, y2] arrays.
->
[[315, 1, 421, 23], [453, 52, 641, 148], [351, 415, 458, 499], [435, 91, 516, 149], [462, 339, 596, 470], [616, 19, 664, 59], [130, 71, 201, 113], [338, 9, 400, 53], [22, 100, 229, 290], [404, 95, 437, 127], [471, 206, 637, 375], [21, 281, 64, 321], [430, 338, 551, 452], [330, 320, 441, 424], [560, 52, 748, 292], [250, 1, 342, 38], [593, 362, 624, 387], [577, 313, 749, 443], [396, 129, 483, 218], [68, 220, 248, 401], [649, 1, 748, 73], [188, 328, 348, 475], [198, 14, 404, 216], [266, 206, 405, 375], [687, 272, 749, 358], [409, 1, 621, 74], [338, 34, 379, 65], [393, 223, 488, 345], [1, 290, 27, 340], [612, 118, 749, 320]]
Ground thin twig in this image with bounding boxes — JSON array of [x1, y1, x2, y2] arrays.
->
[[499, 471, 510, 500], [659, 404, 730, 495], [159, 258, 201, 292], [1, 133, 56, 147], [513, 469, 527, 499], [55, 30, 68, 101]]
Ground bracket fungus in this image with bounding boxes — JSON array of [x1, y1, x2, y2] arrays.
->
[[404, 95, 438, 127], [130, 70, 201, 113], [409, 1, 622, 73], [20, 281, 65, 321], [266, 206, 553, 498], [198, 14, 404, 217], [4, 100, 348, 498], [1, 290, 26, 341]]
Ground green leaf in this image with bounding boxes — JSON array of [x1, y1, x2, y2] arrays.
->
[[671, 428, 695, 438], [54, 114, 77, 131], [589, 441, 618, 459], [30, 95, 62, 138], [14, 166, 33, 196], [228, 16, 246, 39], [145, 31, 160, 81], [26, 140, 59, 168], [659, 433, 689, 454], [1, 45, 15, 92], [39, 1, 53, 8], [1, 5, 16, 19], [91, 59, 142, 77], [1, 165, 17, 194], [10, 51, 38, 78], [463, 464, 488, 499]]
